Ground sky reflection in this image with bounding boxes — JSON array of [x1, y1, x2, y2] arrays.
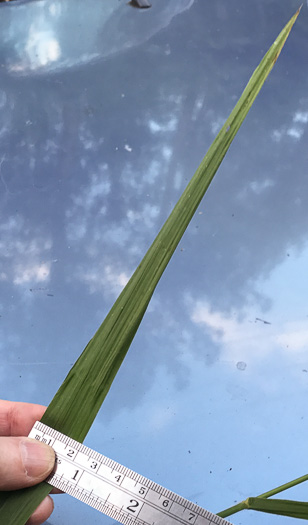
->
[[0, 2, 308, 524]]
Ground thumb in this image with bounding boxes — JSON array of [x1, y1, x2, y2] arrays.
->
[[0, 437, 55, 491]]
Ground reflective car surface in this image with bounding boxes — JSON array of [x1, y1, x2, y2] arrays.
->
[[0, 1, 307, 524]]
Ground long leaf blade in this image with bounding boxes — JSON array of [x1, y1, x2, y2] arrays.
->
[[42, 6, 300, 442], [0, 8, 300, 525], [247, 497, 308, 520]]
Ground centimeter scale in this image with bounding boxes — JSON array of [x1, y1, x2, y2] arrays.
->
[[29, 421, 232, 525]]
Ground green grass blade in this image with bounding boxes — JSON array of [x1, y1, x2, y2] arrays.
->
[[41, 5, 300, 443], [0, 8, 300, 525], [0, 485, 52, 525], [218, 495, 308, 520], [217, 473, 308, 518], [247, 497, 308, 520]]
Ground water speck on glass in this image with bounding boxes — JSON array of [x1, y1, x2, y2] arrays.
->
[[236, 361, 247, 371]]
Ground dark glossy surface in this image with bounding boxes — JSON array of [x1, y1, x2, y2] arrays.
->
[[0, 1, 308, 523]]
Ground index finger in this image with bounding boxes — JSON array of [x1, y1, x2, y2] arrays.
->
[[0, 400, 47, 437]]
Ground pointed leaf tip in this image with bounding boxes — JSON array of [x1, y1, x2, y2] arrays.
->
[[271, 8, 300, 65]]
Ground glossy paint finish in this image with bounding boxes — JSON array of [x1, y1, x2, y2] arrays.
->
[[0, 1, 307, 524]]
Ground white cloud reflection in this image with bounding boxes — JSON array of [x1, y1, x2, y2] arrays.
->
[[293, 111, 308, 124], [10, 23, 61, 73], [189, 238, 308, 376], [13, 262, 51, 285], [75, 263, 129, 297], [66, 166, 111, 242], [276, 322, 308, 353], [191, 300, 271, 363], [190, 298, 308, 374], [4, 0, 195, 75], [0, 216, 52, 286], [148, 117, 178, 134], [127, 204, 159, 229], [237, 178, 275, 200], [271, 109, 308, 143]]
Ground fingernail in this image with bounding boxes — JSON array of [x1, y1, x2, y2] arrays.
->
[[20, 439, 55, 479]]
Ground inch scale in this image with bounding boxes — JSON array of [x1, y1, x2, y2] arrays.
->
[[29, 421, 232, 525]]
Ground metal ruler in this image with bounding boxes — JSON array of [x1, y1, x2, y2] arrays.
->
[[29, 421, 232, 525]]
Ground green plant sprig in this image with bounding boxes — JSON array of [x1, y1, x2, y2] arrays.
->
[[218, 473, 308, 519]]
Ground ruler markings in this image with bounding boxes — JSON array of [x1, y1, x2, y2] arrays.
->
[[29, 422, 232, 525]]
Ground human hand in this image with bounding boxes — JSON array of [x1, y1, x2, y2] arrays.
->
[[0, 399, 56, 525]]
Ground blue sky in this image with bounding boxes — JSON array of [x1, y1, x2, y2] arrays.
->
[[0, 1, 308, 524]]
